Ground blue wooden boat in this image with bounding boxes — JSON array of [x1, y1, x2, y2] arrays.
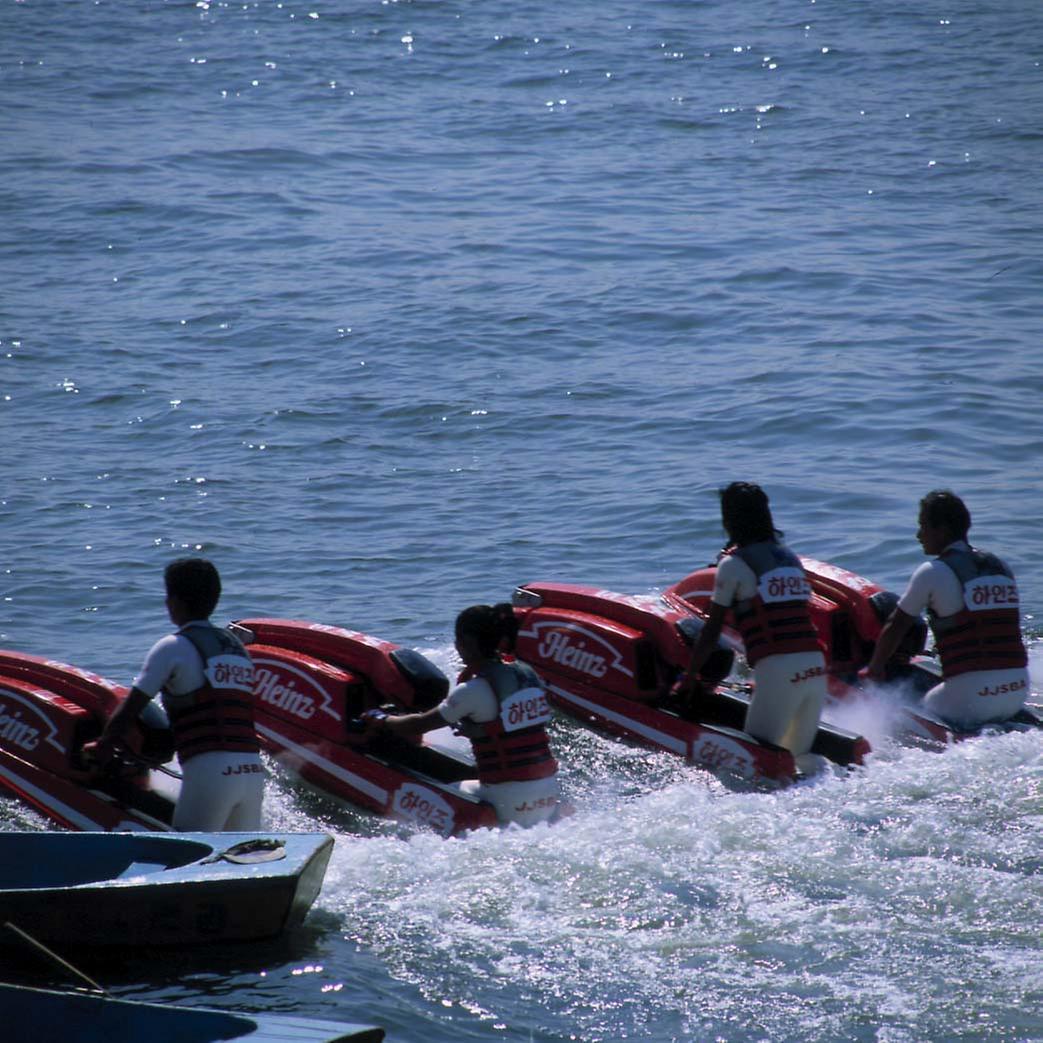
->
[[0, 983, 384, 1042], [0, 831, 334, 947]]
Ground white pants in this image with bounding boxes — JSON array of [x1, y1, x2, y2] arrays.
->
[[923, 668, 1030, 730], [745, 650, 827, 757], [174, 750, 265, 831], [458, 774, 561, 828]]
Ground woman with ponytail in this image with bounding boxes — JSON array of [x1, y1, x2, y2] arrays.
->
[[367, 604, 560, 827], [681, 483, 827, 771]]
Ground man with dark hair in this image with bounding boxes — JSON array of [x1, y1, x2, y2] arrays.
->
[[84, 558, 265, 829], [918, 489, 971, 539], [164, 557, 222, 619], [867, 491, 1029, 728]]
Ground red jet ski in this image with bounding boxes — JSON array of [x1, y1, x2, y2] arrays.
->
[[0, 624, 500, 837], [228, 618, 500, 836], [509, 582, 871, 784], [666, 557, 1042, 746], [0, 650, 177, 831]]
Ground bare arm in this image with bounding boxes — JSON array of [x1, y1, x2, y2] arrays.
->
[[83, 686, 153, 765], [378, 706, 450, 738], [679, 601, 727, 694], [865, 608, 919, 680]]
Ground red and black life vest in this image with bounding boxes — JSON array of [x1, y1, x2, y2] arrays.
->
[[929, 546, 1027, 677], [162, 624, 260, 763], [467, 660, 558, 786], [727, 543, 822, 667]]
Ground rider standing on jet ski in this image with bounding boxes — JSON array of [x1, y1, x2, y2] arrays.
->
[[84, 558, 265, 830], [366, 604, 561, 827], [866, 490, 1029, 729], [680, 482, 827, 766]]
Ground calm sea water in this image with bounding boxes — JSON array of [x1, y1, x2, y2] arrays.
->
[[1, 1, 1041, 1040]]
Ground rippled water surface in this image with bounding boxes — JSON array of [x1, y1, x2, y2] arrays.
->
[[2, 1, 1041, 1040]]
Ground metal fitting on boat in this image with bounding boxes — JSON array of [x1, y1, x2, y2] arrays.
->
[[512, 587, 543, 608]]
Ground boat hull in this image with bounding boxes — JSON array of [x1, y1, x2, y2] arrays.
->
[[0, 983, 384, 1043], [0, 831, 334, 947]]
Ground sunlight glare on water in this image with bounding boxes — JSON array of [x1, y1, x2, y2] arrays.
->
[[307, 718, 1040, 1042], [2, 0, 1042, 1039]]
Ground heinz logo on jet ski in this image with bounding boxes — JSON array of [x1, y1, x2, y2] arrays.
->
[[254, 667, 319, 721], [0, 700, 42, 752], [392, 783, 454, 836], [523, 622, 633, 680], [691, 734, 756, 780], [0, 690, 64, 755]]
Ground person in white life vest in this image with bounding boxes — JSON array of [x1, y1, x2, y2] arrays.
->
[[83, 558, 265, 830], [366, 603, 560, 828], [866, 490, 1029, 728], [680, 482, 827, 764]]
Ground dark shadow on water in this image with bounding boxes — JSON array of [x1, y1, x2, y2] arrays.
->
[[1, 916, 356, 1000]]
